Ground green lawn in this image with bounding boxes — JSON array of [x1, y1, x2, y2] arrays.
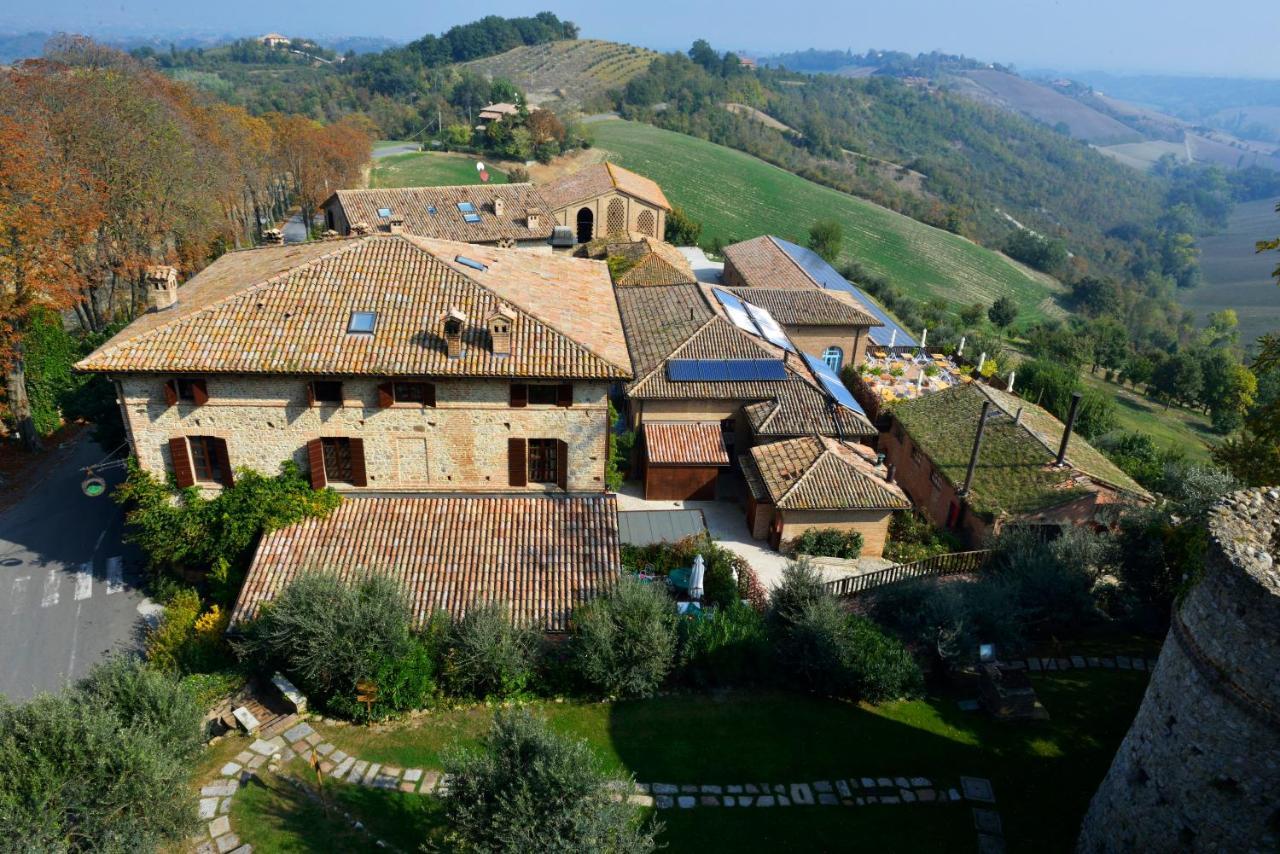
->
[[588, 119, 1062, 322], [371, 151, 509, 189], [221, 671, 1148, 853], [1079, 371, 1215, 463]]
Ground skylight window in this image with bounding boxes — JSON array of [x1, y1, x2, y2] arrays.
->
[[457, 202, 476, 213], [347, 311, 377, 334], [454, 255, 487, 272], [377, 207, 392, 218], [427, 205, 437, 215], [462, 213, 482, 224]]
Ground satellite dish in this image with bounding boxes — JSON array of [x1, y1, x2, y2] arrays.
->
[[81, 476, 107, 498], [476, 161, 485, 172]]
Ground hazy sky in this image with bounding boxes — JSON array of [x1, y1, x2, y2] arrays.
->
[[4, 0, 1278, 77]]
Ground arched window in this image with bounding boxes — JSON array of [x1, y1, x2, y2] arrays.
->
[[606, 198, 626, 235], [823, 346, 844, 373], [576, 207, 594, 244], [637, 209, 655, 237]]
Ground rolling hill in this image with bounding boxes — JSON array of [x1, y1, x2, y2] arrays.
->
[[1181, 198, 1280, 345], [950, 70, 1144, 145], [461, 39, 655, 108], [587, 119, 1061, 321]]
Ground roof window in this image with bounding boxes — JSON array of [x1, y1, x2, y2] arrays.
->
[[377, 207, 392, 218], [347, 311, 377, 334], [457, 202, 476, 213], [454, 256, 488, 272], [462, 212, 482, 224], [427, 205, 437, 215]]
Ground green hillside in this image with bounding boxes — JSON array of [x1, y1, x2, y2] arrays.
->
[[462, 39, 655, 107], [588, 119, 1060, 321], [372, 152, 509, 188]]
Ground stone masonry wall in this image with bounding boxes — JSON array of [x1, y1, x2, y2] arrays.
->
[[1076, 487, 1280, 854], [120, 375, 611, 493]]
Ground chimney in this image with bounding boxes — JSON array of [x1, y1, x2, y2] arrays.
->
[[351, 221, 372, 235], [146, 265, 179, 312], [493, 197, 506, 217], [1014, 406, 1023, 425], [960, 400, 992, 497], [262, 228, 284, 245], [526, 208, 541, 231], [388, 215, 405, 234], [487, 305, 515, 357], [1056, 392, 1083, 466], [885, 462, 897, 484], [442, 307, 467, 359], [1007, 371, 1016, 394]]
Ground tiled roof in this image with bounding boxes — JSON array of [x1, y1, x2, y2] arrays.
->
[[892, 383, 1152, 516], [77, 235, 631, 379], [327, 185, 554, 243], [644, 422, 730, 466], [743, 378, 875, 438], [231, 495, 621, 633], [626, 316, 789, 399], [723, 235, 819, 290], [611, 238, 696, 287], [539, 162, 671, 212], [614, 285, 715, 380], [748, 436, 910, 511], [722, 287, 878, 327]]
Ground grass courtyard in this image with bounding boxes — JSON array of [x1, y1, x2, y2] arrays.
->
[[207, 668, 1149, 853], [370, 150, 509, 189]]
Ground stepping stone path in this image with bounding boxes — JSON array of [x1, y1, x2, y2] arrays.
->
[[997, 651, 1154, 677]]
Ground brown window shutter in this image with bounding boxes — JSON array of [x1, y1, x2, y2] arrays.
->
[[348, 438, 368, 487], [169, 437, 195, 488], [509, 383, 527, 408], [191, 379, 209, 405], [508, 438, 527, 486], [213, 437, 234, 488], [556, 439, 568, 490], [307, 438, 327, 489], [163, 380, 178, 406], [306, 382, 316, 407], [424, 383, 436, 407], [377, 382, 393, 408], [556, 383, 573, 408]]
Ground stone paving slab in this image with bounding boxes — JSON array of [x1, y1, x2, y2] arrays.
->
[[235, 751, 254, 764], [220, 762, 242, 778], [316, 743, 335, 756], [208, 816, 231, 838], [404, 768, 423, 783], [361, 762, 382, 785], [332, 756, 355, 778], [199, 797, 219, 819], [655, 795, 673, 809], [973, 808, 1003, 834], [420, 771, 441, 793], [214, 833, 241, 853], [347, 760, 368, 784], [305, 732, 323, 746], [201, 781, 238, 798], [678, 796, 696, 808], [1071, 656, 1086, 668], [283, 722, 314, 743], [248, 739, 277, 756]]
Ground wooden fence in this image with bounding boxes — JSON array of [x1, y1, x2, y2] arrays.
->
[[824, 550, 991, 597]]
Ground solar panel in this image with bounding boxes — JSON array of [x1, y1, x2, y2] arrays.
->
[[457, 202, 476, 213], [668, 359, 788, 382], [744, 301, 796, 352], [454, 255, 488, 272], [802, 352, 866, 415], [462, 212, 482, 224], [711, 288, 758, 336]]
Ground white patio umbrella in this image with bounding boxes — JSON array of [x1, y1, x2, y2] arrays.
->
[[689, 554, 706, 602]]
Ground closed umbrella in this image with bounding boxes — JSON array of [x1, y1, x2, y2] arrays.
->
[[689, 554, 706, 602]]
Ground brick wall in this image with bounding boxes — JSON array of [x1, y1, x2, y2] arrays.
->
[[120, 375, 611, 493], [880, 422, 991, 545], [551, 192, 665, 242], [778, 508, 894, 558], [785, 325, 868, 371]]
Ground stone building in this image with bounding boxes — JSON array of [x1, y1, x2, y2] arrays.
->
[[76, 234, 632, 495], [539, 162, 670, 244], [881, 383, 1152, 544], [1077, 487, 1280, 854], [321, 185, 554, 249]]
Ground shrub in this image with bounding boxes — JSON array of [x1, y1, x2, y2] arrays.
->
[[987, 525, 1103, 637], [872, 578, 1025, 670], [443, 602, 540, 700], [883, 511, 963, 564], [571, 578, 677, 698], [441, 708, 657, 853], [77, 655, 204, 763], [843, 615, 926, 702], [619, 535, 748, 608], [370, 631, 443, 716], [768, 560, 827, 630], [777, 598, 922, 701], [785, 528, 864, 560], [145, 588, 231, 675], [237, 572, 414, 715], [677, 601, 769, 687]]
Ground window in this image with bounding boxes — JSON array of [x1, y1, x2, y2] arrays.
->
[[529, 384, 559, 406], [322, 438, 355, 484], [457, 202, 476, 213], [462, 213, 482, 224], [310, 381, 344, 405], [377, 207, 392, 218], [454, 255, 487, 272], [510, 383, 572, 408], [393, 381, 435, 406], [164, 377, 208, 405], [348, 311, 377, 334], [170, 436, 231, 488], [188, 436, 225, 484], [823, 346, 844, 373], [527, 439, 561, 484]]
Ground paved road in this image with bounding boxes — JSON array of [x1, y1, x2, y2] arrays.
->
[[0, 435, 149, 701]]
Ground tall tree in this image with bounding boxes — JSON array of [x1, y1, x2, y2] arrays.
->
[[807, 218, 843, 264], [987, 295, 1018, 331]]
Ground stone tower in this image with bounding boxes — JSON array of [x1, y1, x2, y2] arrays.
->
[[1077, 487, 1280, 853]]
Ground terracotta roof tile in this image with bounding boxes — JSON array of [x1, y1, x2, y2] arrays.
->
[[743, 380, 875, 438], [723, 235, 820, 290], [644, 422, 730, 466], [612, 238, 697, 287], [77, 235, 631, 379], [614, 285, 714, 380], [328, 185, 553, 243], [722, 286, 878, 327], [539, 162, 671, 211], [231, 495, 621, 632], [749, 436, 910, 510]]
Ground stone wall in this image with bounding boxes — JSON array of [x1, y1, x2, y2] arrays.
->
[[778, 508, 894, 558], [1076, 487, 1280, 854], [119, 374, 611, 493], [551, 191, 665, 242]]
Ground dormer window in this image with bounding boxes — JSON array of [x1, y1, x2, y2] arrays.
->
[[348, 311, 377, 335]]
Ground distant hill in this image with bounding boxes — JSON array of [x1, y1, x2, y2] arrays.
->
[[0, 31, 49, 64], [948, 69, 1144, 145], [461, 39, 655, 108]]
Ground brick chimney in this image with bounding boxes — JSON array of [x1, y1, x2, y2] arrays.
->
[[388, 215, 405, 234], [146, 265, 179, 312], [262, 228, 284, 245], [526, 208, 541, 231], [493, 197, 506, 217], [442, 307, 467, 359], [487, 305, 516, 357]]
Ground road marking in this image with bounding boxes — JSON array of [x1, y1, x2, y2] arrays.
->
[[74, 562, 94, 601], [10, 576, 30, 614], [106, 556, 124, 594], [41, 569, 60, 608], [66, 601, 82, 686]]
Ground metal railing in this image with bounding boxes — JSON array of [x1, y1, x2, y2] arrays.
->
[[824, 550, 991, 596]]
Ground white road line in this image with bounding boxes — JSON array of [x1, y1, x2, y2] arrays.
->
[[66, 601, 83, 686], [41, 569, 60, 608], [10, 576, 30, 614], [106, 556, 124, 594], [74, 562, 94, 601]]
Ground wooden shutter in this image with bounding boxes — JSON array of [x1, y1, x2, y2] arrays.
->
[[377, 382, 393, 408], [213, 437, 234, 488], [306, 382, 316, 407], [163, 379, 178, 406], [556, 439, 568, 490], [424, 383, 436, 407], [348, 438, 368, 487], [556, 383, 573, 408], [168, 437, 195, 488], [508, 438, 527, 486], [307, 438, 327, 489], [509, 383, 527, 408], [191, 379, 209, 405]]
